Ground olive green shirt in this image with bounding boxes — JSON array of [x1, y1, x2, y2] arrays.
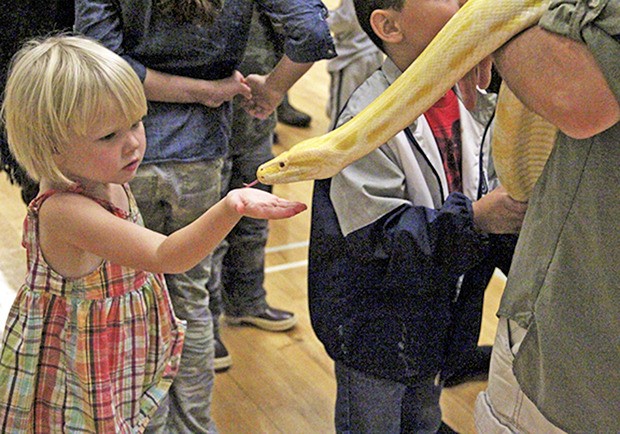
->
[[497, 1, 620, 432]]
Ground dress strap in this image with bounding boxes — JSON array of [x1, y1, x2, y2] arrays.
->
[[30, 184, 131, 219]]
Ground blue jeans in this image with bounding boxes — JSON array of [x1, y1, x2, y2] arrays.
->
[[131, 160, 224, 433], [209, 113, 274, 334], [334, 362, 442, 434]]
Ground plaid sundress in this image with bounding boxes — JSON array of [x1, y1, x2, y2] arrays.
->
[[0, 185, 185, 433]]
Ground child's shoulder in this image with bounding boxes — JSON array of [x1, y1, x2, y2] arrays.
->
[[36, 185, 126, 223], [461, 87, 497, 125], [336, 67, 390, 127], [35, 189, 94, 223], [31, 185, 77, 209]]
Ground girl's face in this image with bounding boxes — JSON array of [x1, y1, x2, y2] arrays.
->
[[56, 112, 146, 187]]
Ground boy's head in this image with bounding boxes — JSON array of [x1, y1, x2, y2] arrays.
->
[[354, 0, 460, 68], [1, 35, 147, 187], [354, 0, 405, 52]]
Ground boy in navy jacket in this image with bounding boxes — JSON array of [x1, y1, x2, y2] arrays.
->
[[308, 0, 527, 431]]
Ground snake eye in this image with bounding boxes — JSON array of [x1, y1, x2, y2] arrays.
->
[[279, 162, 286, 168]]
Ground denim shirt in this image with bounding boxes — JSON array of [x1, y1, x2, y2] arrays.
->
[[74, 0, 335, 164]]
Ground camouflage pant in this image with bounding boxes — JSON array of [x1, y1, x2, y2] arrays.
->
[[131, 159, 224, 434], [209, 109, 275, 334]]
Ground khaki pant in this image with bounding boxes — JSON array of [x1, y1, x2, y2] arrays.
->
[[474, 318, 566, 434]]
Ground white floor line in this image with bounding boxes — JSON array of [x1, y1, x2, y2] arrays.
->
[[265, 241, 309, 254], [265, 260, 308, 274]]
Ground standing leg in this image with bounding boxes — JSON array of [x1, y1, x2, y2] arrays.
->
[[134, 160, 223, 434], [474, 318, 567, 434], [221, 127, 296, 331], [207, 157, 233, 372], [334, 362, 405, 434], [400, 377, 443, 433]]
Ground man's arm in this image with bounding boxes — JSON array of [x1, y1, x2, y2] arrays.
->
[[493, 26, 619, 139]]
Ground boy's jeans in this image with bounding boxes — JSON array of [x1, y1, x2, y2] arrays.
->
[[334, 362, 442, 434]]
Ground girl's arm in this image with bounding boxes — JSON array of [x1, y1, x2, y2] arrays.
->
[[143, 68, 251, 107], [39, 188, 306, 276]]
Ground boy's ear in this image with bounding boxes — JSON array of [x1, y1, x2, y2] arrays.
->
[[370, 10, 404, 45]]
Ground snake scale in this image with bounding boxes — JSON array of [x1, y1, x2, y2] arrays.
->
[[257, 0, 556, 201]]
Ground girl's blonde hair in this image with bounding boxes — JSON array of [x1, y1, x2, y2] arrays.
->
[[1, 35, 148, 187]]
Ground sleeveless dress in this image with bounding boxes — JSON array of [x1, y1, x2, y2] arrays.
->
[[0, 185, 185, 433]]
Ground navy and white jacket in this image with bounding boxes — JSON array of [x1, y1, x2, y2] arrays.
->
[[308, 58, 500, 383]]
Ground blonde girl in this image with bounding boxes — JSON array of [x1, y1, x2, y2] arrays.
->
[[0, 35, 305, 433]]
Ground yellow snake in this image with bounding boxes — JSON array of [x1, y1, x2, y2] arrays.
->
[[257, 0, 556, 201]]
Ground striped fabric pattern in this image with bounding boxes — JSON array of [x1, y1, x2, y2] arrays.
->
[[0, 186, 185, 433]]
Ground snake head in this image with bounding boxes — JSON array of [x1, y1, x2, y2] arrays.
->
[[256, 152, 295, 185], [257, 133, 351, 185], [256, 147, 324, 185]]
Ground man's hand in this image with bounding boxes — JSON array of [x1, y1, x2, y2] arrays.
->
[[239, 73, 283, 119], [195, 70, 252, 108]]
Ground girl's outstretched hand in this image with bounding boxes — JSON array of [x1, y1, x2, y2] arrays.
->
[[225, 187, 307, 219]]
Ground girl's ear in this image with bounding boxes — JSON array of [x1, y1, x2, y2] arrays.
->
[[370, 9, 404, 45]]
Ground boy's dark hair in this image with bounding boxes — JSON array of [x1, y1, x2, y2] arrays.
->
[[354, 0, 405, 52]]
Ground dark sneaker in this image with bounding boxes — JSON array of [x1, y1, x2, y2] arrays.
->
[[277, 96, 311, 128], [214, 337, 232, 372], [225, 307, 297, 332]]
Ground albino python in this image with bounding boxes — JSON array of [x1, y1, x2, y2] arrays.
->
[[256, 0, 556, 201]]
